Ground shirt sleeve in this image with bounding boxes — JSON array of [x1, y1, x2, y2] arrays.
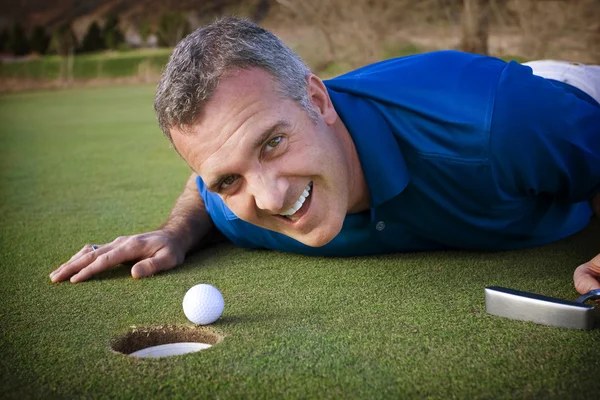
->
[[490, 61, 600, 203]]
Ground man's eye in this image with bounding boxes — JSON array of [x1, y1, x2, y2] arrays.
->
[[220, 175, 238, 188], [265, 136, 282, 151]]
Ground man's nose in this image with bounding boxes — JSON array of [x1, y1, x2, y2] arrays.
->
[[249, 174, 287, 213]]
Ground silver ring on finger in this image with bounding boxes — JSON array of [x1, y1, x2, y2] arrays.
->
[[91, 245, 99, 252]]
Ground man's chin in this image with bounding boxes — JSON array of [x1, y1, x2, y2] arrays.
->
[[292, 224, 342, 248]]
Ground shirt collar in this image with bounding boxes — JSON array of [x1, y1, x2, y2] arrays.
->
[[326, 87, 410, 208]]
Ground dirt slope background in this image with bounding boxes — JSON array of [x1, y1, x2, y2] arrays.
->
[[1, 0, 599, 70]]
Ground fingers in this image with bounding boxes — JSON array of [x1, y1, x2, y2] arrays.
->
[[50, 244, 103, 283], [50, 231, 184, 283], [69, 243, 144, 283], [131, 248, 178, 279], [573, 257, 600, 294], [67, 246, 95, 263], [50, 236, 129, 283]]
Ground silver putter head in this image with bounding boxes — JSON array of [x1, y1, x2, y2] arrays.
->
[[485, 286, 600, 330]]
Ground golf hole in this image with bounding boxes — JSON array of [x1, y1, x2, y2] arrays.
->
[[111, 325, 223, 359]]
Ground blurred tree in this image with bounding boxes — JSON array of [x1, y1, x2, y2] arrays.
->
[[103, 14, 125, 50], [459, 0, 489, 55], [506, 0, 600, 62], [81, 21, 105, 53], [137, 19, 153, 46], [30, 25, 51, 55], [0, 28, 9, 53], [9, 23, 30, 56], [252, 0, 271, 21], [51, 22, 77, 56], [51, 22, 77, 82], [157, 12, 191, 47]]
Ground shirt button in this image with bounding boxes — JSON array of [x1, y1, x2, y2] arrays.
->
[[376, 221, 386, 231]]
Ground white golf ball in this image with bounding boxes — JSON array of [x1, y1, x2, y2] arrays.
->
[[182, 284, 224, 325]]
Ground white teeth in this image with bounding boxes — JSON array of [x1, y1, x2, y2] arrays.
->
[[280, 182, 312, 217]]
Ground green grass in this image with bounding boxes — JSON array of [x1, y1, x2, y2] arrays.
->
[[0, 48, 172, 80], [1, 85, 599, 399]]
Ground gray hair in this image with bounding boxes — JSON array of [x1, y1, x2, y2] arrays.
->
[[154, 16, 315, 142]]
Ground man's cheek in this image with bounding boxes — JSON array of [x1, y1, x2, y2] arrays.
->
[[224, 200, 248, 221]]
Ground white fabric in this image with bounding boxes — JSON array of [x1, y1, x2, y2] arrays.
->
[[524, 60, 600, 105]]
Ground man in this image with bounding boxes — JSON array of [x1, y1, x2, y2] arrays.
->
[[49, 17, 600, 294]]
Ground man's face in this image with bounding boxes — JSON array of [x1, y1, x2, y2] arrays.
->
[[170, 68, 365, 247]]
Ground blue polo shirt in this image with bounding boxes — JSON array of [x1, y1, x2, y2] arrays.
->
[[197, 50, 600, 255]]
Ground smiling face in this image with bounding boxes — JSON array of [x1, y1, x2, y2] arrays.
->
[[170, 67, 369, 247]]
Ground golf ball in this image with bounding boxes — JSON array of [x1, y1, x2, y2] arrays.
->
[[182, 284, 224, 325]]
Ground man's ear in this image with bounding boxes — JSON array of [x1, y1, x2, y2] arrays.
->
[[307, 74, 337, 126]]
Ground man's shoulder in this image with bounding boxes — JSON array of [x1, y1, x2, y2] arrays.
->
[[324, 51, 508, 108], [327, 51, 505, 84], [325, 51, 508, 162]]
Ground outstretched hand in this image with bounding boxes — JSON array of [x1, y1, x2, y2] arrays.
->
[[574, 255, 600, 294], [49, 230, 186, 283], [573, 194, 600, 294]]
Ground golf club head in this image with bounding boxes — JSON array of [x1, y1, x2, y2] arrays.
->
[[485, 286, 599, 330]]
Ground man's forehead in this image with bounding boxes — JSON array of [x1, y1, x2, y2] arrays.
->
[[190, 72, 283, 137], [175, 116, 288, 181], [201, 119, 290, 169], [169, 67, 296, 175]]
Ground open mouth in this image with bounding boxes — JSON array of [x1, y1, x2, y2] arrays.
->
[[279, 181, 312, 223]]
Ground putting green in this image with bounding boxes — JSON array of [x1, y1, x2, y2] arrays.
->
[[1, 85, 599, 399]]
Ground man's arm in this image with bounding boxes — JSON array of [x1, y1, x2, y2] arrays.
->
[[574, 194, 600, 294], [159, 172, 220, 253], [50, 172, 219, 283], [488, 62, 600, 294]]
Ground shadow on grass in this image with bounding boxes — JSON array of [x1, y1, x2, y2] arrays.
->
[[87, 219, 598, 288], [166, 242, 244, 276], [90, 263, 134, 281], [218, 314, 281, 326], [332, 218, 600, 297], [88, 241, 242, 282]]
